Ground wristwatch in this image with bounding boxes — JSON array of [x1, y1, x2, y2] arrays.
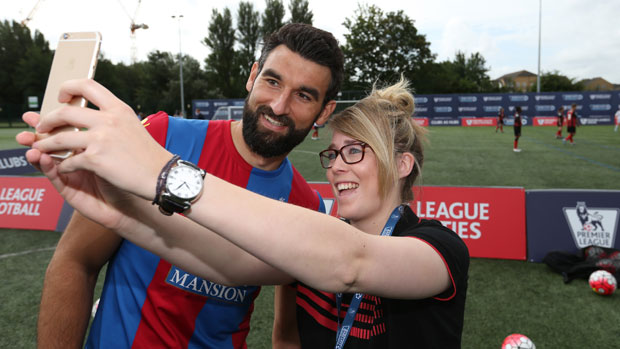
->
[[157, 159, 206, 215]]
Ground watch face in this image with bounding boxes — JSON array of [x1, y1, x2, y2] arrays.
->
[[166, 165, 204, 200]]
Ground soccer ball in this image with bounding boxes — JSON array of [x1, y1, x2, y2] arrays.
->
[[502, 333, 536, 349], [588, 270, 617, 296]]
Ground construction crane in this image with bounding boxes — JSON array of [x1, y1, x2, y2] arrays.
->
[[21, 0, 45, 26], [117, 0, 149, 64]]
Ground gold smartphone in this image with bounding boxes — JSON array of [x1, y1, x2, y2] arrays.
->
[[38, 32, 102, 159]]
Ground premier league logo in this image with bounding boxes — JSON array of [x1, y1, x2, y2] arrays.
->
[[563, 201, 619, 248]]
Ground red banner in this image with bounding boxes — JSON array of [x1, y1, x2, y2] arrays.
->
[[460, 117, 497, 127], [532, 116, 558, 126], [310, 183, 526, 260], [0, 177, 66, 230]]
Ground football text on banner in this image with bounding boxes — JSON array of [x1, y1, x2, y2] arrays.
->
[[0, 177, 67, 231], [310, 183, 527, 260], [0, 148, 38, 176], [526, 190, 620, 262]]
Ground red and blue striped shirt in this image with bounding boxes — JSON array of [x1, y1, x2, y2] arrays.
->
[[86, 113, 324, 348]]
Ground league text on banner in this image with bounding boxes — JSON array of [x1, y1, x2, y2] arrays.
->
[[0, 177, 66, 230], [310, 183, 527, 260]]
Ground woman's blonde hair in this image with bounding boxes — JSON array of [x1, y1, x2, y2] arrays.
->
[[328, 76, 427, 203]]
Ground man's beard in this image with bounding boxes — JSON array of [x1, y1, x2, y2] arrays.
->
[[242, 99, 316, 158]]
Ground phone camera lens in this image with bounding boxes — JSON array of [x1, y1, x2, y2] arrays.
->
[[63, 33, 69, 39]]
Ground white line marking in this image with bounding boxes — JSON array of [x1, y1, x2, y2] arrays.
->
[[0, 246, 56, 259], [291, 150, 317, 155]]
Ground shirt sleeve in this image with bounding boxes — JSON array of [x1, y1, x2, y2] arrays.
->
[[402, 220, 470, 301], [141, 111, 170, 146]]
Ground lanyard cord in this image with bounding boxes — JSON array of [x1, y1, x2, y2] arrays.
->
[[334, 206, 403, 349]]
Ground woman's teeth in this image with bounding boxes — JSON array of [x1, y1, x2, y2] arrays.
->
[[337, 183, 359, 191]]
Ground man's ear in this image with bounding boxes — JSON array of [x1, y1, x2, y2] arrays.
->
[[397, 152, 415, 179], [316, 100, 336, 125], [246, 62, 259, 92]]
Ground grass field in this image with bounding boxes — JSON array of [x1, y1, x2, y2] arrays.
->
[[1, 125, 620, 348]]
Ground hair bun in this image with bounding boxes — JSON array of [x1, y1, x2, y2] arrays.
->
[[372, 77, 415, 117]]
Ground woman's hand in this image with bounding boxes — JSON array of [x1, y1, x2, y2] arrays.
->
[[31, 79, 172, 201]]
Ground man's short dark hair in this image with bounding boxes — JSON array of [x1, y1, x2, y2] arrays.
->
[[257, 23, 344, 106]]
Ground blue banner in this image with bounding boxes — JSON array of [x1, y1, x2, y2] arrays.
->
[[193, 91, 620, 125], [0, 148, 38, 176], [413, 90, 620, 125], [526, 190, 620, 262], [191, 99, 244, 120]]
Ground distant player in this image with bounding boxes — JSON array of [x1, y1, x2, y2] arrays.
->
[[311, 122, 320, 140], [563, 103, 578, 145], [513, 106, 522, 152], [614, 106, 620, 132], [556, 106, 564, 139], [495, 107, 505, 133]]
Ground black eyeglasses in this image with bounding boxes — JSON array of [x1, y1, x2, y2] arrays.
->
[[319, 143, 369, 169]]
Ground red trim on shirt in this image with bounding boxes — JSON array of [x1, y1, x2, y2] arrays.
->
[[297, 284, 340, 317], [297, 296, 339, 331], [406, 236, 457, 301]]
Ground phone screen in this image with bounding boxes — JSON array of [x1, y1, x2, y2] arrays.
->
[[38, 32, 101, 159]]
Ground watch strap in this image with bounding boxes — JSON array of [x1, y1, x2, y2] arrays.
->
[[153, 154, 181, 206], [158, 193, 191, 216]]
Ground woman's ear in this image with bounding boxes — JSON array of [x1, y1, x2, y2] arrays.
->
[[397, 152, 415, 179]]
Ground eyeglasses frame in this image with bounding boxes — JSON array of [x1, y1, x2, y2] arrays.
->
[[318, 142, 370, 169]]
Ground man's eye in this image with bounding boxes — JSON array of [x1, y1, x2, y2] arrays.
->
[[298, 93, 311, 101]]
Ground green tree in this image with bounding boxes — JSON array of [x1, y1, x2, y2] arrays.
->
[[171, 55, 211, 114], [446, 51, 494, 93], [14, 32, 53, 104], [413, 61, 456, 94], [261, 0, 285, 39], [288, 0, 313, 24], [135, 50, 177, 113], [203, 8, 240, 98], [530, 70, 583, 92], [0, 21, 53, 120], [236, 1, 261, 79], [341, 5, 434, 92], [94, 56, 144, 112]]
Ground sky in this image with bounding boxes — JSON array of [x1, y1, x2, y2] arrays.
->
[[4, 0, 620, 84]]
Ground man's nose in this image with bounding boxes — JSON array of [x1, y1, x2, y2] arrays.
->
[[270, 92, 292, 116]]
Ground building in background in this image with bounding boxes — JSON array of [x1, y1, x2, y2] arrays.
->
[[495, 70, 538, 92], [578, 77, 614, 91]]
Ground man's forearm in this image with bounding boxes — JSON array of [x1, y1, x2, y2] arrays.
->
[[272, 285, 301, 349], [37, 261, 98, 348]]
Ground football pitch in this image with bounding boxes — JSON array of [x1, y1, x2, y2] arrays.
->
[[1, 125, 619, 348]]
